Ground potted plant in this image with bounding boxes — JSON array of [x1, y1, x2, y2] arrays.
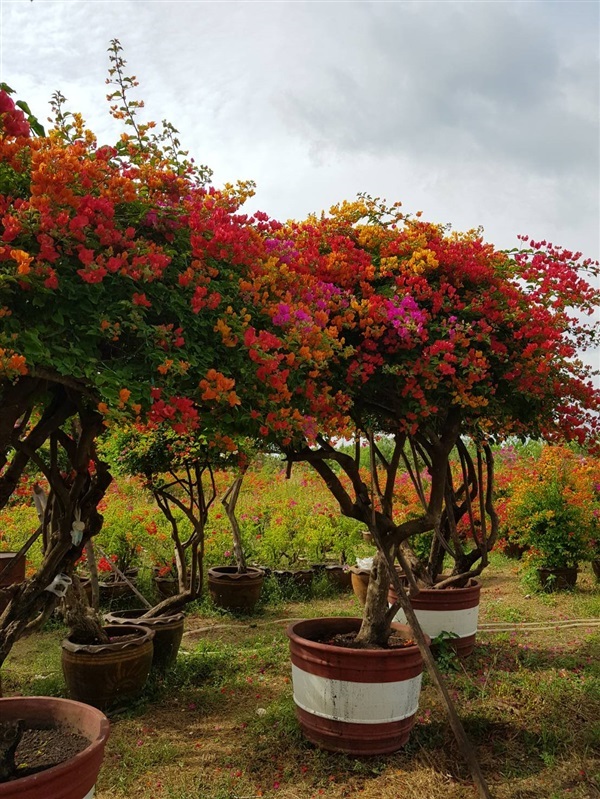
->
[[0, 47, 286, 671], [505, 445, 599, 591], [151, 561, 180, 599], [287, 617, 427, 755], [0, 696, 109, 798], [224, 197, 599, 769], [207, 469, 266, 613], [104, 423, 224, 609]]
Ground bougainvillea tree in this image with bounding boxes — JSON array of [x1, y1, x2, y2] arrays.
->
[[0, 43, 286, 661], [220, 198, 600, 645], [100, 423, 256, 616]]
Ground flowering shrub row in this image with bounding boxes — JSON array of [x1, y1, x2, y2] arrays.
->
[[2, 445, 598, 581]]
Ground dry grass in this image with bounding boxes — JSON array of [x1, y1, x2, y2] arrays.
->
[[2, 557, 599, 799]]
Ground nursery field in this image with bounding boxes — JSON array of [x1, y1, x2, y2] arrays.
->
[[3, 554, 599, 799]]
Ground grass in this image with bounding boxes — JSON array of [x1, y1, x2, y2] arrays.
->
[[2, 557, 599, 799]]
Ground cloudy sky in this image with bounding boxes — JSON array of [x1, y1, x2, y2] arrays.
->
[[1, 0, 599, 369]]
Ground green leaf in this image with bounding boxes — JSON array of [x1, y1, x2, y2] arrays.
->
[[15, 100, 32, 115]]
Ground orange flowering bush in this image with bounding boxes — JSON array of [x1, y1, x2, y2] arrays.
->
[[505, 446, 600, 571]]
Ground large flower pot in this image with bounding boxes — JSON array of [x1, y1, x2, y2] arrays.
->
[[390, 579, 481, 657], [286, 617, 426, 755], [104, 609, 184, 671], [537, 567, 578, 591], [61, 624, 154, 709], [208, 566, 265, 612], [0, 552, 26, 615], [503, 541, 528, 560], [0, 696, 109, 799], [153, 576, 179, 599]]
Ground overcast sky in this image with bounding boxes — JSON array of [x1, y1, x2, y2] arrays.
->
[[1, 0, 599, 371]]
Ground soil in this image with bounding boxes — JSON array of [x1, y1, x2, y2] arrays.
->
[[0, 723, 89, 782], [320, 631, 416, 650]]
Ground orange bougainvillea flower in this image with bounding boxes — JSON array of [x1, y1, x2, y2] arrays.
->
[[10, 248, 34, 275]]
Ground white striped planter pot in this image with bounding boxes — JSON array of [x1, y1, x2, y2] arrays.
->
[[389, 579, 481, 657], [286, 617, 426, 755]]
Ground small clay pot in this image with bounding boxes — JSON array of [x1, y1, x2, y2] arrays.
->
[[503, 542, 528, 560], [208, 566, 265, 612], [350, 567, 371, 605], [104, 608, 185, 671], [98, 573, 137, 602], [325, 564, 352, 590], [273, 569, 314, 589], [152, 575, 179, 599], [537, 567, 578, 591]]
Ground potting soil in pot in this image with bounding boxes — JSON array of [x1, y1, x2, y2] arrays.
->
[[0, 723, 89, 782], [318, 631, 416, 650]]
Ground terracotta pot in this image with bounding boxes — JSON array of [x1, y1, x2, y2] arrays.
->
[[98, 575, 136, 602], [153, 576, 179, 599], [0, 551, 26, 615], [273, 568, 314, 589], [325, 564, 352, 590], [77, 577, 93, 604], [207, 566, 264, 612], [62, 625, 154, 709], [537, 567, 578, 591], [0, 696, 109, 799], [350, 568, 371, 605], [503, 541, 528, 560], [287, 617, 426, 755], [591, 560, 600, 580], [104, 609, 184, 671], [389, 579, 481, 657]]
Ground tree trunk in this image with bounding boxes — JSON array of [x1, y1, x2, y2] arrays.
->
[[222, 475, 247, 573], [143, 590, 193, 618], [62, 579, 108, 645], [84, 540, 100, 611], [355, 549, 393, 646]]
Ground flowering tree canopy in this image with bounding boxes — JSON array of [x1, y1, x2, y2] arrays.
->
[[0, 45, 285, 655], [225, 198, 599, 642]]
